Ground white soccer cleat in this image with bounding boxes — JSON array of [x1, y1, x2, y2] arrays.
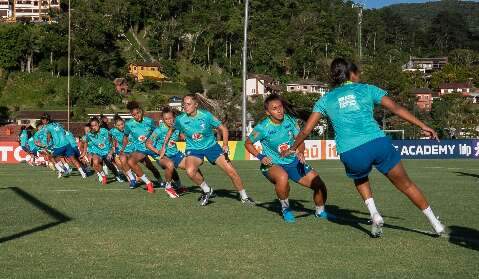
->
[[57, 171, 63, 179], [431, 218, 446, 235], [371, 213, 384, 238]]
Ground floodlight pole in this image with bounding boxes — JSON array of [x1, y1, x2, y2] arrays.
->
[[67, 0, 71, 130]]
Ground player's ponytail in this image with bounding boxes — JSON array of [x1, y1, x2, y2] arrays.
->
[[330, 58, 359, 87]]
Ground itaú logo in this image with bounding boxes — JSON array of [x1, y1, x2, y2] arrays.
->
[[192, 133, 203, 141], [0, 142, 35, 163], [138, 135, 147, 142], [278, 143, 290, 153]]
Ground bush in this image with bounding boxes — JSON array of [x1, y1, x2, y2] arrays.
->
[[185, 76, 203, 94]]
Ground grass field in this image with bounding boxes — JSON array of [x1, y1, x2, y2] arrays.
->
[[1, 160, 478, 278]]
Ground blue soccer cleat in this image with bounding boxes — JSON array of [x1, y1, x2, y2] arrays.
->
[[129, 179, 138, 189], [282, 208, 296, 223], [314, 211, 337, 221]]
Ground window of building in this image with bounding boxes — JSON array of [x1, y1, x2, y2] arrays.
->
[[140, 67, 144, 70], [303, 86, 307, 90], [134, 67, 137, 70]]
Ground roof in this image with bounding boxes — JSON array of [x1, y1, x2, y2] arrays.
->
[[287, 80, 329, 87], [129, 61, 162, 68], [15, 111, 69, 120], [248, 73, 275, 83], [438, 83, 472, 89], [410, 57, 448, 62], [411, 88, 433, 94]]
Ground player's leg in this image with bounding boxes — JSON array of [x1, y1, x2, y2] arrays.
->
[[157, 157, 179, 198], [185, 155, 213, 206], [128, 152, 154, 193], [143, 156, 163, 182], [385, 162, 445, 234], [214, 155, 254, 204], [296, 169, 335, 220], [92, 155, 107, 185], [265, 165, 294, 223], [119, 153, 136, 187]]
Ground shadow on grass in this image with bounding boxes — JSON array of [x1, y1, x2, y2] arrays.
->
[[448, 226, 479, 251], [0, 187, 72, 244], [454, 171, 479, 179]]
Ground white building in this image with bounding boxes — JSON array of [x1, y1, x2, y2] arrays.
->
[[438, 83, 473, 96], [286, 81, 329, 96], [246, 74, 280, 98], [0, 0, 60, 22], [0, 1, 13, 18], [402, 57, 448, 73]]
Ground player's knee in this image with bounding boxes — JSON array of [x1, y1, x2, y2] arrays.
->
[[186, 167, 197, 178]]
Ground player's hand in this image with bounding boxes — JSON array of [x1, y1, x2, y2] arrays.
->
[[222, 145, 229, 154], [107, 152, 113, 161], [158, 147, 166, 159], [261, 156, 273, 166], [421, 125, 439, 141], [280, 148, 295, 158], [296, 150, 305, 164]]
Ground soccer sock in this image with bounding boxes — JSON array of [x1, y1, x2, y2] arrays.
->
[[199, 181, 211, 193], [365, 198, 380, 218], [315, 205, 325, 215], [102, 164, 109, 176], [55, 162, 64, 173], [238, 189, 248, 200], [165, 181, 173, 189], [279, 199, 290, 210], [126, 170, 136, 181], [78, 167, 86, 177], [139, 174, 151, 184], [422, 206, 441, 226], [98, 171, 106, 177], [64, 163, 71, 171]]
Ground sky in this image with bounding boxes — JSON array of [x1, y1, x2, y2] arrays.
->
[[357, 0, 478, 9]]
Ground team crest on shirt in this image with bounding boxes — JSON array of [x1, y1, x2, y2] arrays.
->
[[98, 143, 105, 148], [192, 133, 203, 141], [138, 135, 147, 142], [278, 143, 290, 153]]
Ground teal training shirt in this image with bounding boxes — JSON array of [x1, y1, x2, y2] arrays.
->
[[248, 114, 300, 165], [124, 117, 156, 153], [149, 122, 180, 157], [313, 82, 387, 154], [174, 110, 221, 150], [45, 122, 69, 148], [84, 128, 111, 156]]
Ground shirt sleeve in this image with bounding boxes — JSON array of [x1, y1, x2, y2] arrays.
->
[[312, 97, 327, 116], [174, 117, 182, 131], [288, 115, 301, 137], [248, 125, 264, 144], [124, 121, 131, 136], [149, 128, 159, 142], [206, 111, 222, 128], [369, 84, 388, 104]]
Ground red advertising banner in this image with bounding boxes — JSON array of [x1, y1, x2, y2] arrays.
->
[[0, 141, 35, 164]]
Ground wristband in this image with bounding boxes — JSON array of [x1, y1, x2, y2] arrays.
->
[[256, 153, 266, 160]]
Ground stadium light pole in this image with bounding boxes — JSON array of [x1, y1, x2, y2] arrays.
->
[[67, 0, 71, 130], [241, 0, 249, 141]]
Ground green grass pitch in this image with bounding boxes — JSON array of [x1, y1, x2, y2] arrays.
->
[[1, 160, 478, 278]]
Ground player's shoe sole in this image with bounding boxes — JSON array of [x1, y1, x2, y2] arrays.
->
[[165, 188, 179, 198]]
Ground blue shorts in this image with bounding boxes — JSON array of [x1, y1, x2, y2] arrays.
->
[[261, 159, 313, 183], [30, 147, 39, 155], [186, 143, 223, 165], [167, 152, 185, 168], [52, 145, 75, 157], [340, 137, 401, 180], [71, 146, 80, 158]]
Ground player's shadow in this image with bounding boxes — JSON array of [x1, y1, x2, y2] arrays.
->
[[454, 171, 479, 179], [0, 187, 72, 244], [448, 226, 479, 251]]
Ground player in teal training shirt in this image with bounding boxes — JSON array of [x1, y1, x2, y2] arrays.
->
[[121, 101, 162, 193], [245, 94, 333, 223], [285, 58, 445, 236], [82, 117, 117, 185], [40, 113, 86, 178], [159, 94, 255, 206]]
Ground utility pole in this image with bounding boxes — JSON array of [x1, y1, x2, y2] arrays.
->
[[241, 0, 249, 141]]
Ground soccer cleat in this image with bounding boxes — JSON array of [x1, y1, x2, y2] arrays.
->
[[431, 218, 446, 235], [115, 176, 125, 183], [57, 171, 63, 179], [241, 197, 256, 206], [146, 182, 155, 193], [165, 187, 179, 198], [129, 179, 138, 189], [314, 211, 337, 221], [282, 208, 296, 223], [101, 175, 108, 185], [176, 186, 188, 195], [371, 213, 384, 238], [199, 188, 214, 206]]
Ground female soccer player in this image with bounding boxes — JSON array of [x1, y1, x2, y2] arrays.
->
[[159, 94, 255, 206], [110, 115, 139, 188], [283, 58, 445, 236], [82, 117, 115, 185], [146, 107, 200, 198], [121, 101, 159, 193], [244, 94, 333, 223], [41, 113, 87, 179]]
